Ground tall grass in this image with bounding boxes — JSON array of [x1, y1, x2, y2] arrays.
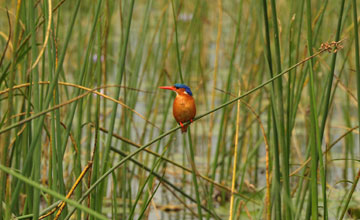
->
[[1, 0, 360, 219]]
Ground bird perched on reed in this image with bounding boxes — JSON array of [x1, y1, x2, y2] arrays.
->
[[159, 84, 196, 133]]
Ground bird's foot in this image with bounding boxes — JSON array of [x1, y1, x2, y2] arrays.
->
[[190, 119, 194, 123], [179, 122, 184, 128]]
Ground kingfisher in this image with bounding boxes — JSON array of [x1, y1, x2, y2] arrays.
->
[[159, 84, 196, 133]]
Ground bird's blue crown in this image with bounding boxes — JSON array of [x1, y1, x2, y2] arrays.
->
[[174, 83, 193, 96]]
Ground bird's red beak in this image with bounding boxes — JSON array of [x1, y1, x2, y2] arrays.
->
[[159, 86, 176, 91]]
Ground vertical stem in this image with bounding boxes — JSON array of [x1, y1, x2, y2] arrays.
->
[[0, 1, 22, 218], [28, 0, 42, 218], [229, 88, 241, 220], [207, 2, 243, 218], [99, 0, 135, 211], [208, 0, 222, 174], [261, 0, 282, 218], [269, 0, 292, 218], [351, 0, 360, 153], [10, 0, 82, 208], [319, 0, 345, 142], [171, 0, 184, 83], [186, 131, 203, 219], [305, 0, 327, 219], [339, 1, 360, 218], [171, 0, 202, 217]]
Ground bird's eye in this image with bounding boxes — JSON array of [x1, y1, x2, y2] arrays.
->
[[175, 86, 179, 89]]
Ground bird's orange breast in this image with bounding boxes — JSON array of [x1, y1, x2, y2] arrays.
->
[[172, 94, 196, 124]]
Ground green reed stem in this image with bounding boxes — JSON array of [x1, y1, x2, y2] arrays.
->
[[270, 0, 293, 218], [10, 0, 81, 209], [171, 0, 184, 84], [171, 0, 203, 218], [60, 42, 327, 220], [28, 0, 42, 218], [186, 129, 203, 218], [261, 0, 281, 218], [98, 0, 135, 212], [0, 1, 22, 218], [0, 164, 107, 220], [305, 0, 327, 218], [339, 0, 360, 218]]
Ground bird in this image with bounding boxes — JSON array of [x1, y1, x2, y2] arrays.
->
[[159, 83, 196, 133]]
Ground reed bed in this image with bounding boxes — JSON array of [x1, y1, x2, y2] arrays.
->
[[0, 0, 360, 219]]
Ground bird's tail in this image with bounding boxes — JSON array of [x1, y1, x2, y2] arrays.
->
[[181, 124, 188, 133]]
